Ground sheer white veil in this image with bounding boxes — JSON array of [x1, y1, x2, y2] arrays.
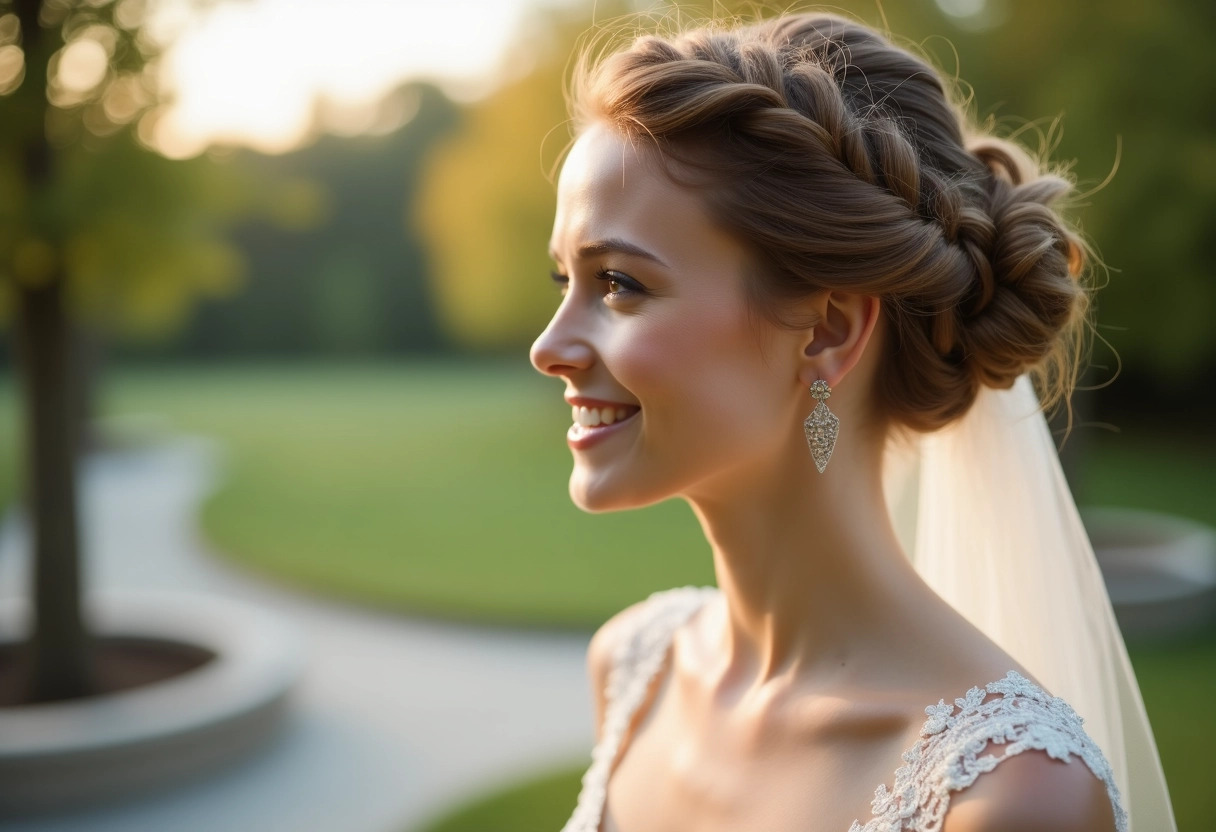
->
[[880, 372, 1176, 831]]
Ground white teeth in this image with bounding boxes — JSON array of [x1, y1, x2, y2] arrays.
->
[[573, 405, 637, 427]]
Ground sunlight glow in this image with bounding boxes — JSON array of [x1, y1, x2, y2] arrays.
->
[[150, 0, 575, 157], [0, 44, 23, 96], [56, 37, 110, 94]]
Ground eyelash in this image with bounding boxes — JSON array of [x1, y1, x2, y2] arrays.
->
[[549, 268, 641, 300]]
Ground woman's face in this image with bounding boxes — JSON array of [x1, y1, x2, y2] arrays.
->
[[530, 123, 807, 512]]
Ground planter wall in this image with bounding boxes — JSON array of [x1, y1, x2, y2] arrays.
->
[[0, 590, 306, 816], [1083, 506, 1216, 642]]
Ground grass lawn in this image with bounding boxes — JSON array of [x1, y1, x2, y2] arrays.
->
[[98, 359, 715, 629], [1, 360, 1212, 827], [413, 763, 584, 832]]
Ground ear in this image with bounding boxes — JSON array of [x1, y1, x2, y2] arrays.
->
[[796, 291, 882, 390]]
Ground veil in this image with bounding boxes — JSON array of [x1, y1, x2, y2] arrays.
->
[[880, 372, 1177, 831]]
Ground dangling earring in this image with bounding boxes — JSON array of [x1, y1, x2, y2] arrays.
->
[[803, 378, 839, 474]]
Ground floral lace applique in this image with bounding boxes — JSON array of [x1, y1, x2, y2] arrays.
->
[[846, 670, 1129, 832]]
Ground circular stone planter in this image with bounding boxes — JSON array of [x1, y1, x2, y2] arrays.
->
[[0, 590, 306, 816], [1082, 506, 1216, 642]]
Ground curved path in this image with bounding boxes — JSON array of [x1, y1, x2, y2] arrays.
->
[[0, 433, 594, 832]]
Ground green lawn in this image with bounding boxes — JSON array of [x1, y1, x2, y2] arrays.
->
[[0, 360, 1212, 828], [1124, 622, 1216, 832], [8, 359, 1209, 631], [98, 359, 715, 629], [413, 763, 584, 832]]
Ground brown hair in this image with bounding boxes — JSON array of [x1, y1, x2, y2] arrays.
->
[[569, 12, 1094, 436]]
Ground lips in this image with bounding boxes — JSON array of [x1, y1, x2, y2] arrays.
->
[[566, 406, 640, 449]]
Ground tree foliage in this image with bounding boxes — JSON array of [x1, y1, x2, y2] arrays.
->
[[415, 6, 589, 352], [417, 0, 1216, 386], [0, 0, 265, 342], [154, 82, 459, 358]]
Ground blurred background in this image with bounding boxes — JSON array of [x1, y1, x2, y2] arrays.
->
[[0, 0, 1212, 830]]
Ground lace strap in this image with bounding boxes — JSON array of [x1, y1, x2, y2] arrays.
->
[[561, 585, 717, 832], [849, 670, 1130, 832]]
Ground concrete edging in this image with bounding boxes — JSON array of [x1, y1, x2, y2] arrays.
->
[[0, 590, 307, 815], [1085, 505, 1216, 641]]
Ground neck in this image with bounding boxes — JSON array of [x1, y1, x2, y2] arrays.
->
[[682, 424, 938, 699]]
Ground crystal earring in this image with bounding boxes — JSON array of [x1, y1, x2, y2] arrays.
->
[[803, 378, 839, 474]]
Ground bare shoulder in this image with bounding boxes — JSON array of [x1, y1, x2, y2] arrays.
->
[[940, 744, 1118, 832], [586, 596, 659, 743]]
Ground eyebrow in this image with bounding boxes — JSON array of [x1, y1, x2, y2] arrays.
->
[[549, 238, 669, 269]]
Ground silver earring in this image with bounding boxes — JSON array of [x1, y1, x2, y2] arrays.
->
[[803, 379, 839, 474]]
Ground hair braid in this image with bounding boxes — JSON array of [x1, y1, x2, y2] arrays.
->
[[573, 12, 1093, 434]]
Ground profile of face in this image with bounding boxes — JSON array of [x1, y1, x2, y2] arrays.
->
[[529, 123, 818, 513]]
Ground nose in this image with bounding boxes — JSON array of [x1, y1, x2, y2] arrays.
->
[[529, 302, 595, 378]]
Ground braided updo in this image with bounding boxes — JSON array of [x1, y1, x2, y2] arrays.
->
[[570, 13, 1093, 434]]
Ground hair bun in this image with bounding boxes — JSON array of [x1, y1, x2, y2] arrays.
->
[[954, 138, 1088, 393]]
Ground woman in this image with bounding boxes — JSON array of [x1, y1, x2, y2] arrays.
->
[[529, 12, 1174, 832]]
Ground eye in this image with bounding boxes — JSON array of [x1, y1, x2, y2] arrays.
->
[[549, 268, 645, 301], [594, 268, 643, 299]]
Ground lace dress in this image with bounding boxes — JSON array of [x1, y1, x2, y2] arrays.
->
[[560, 586, 1129, 832]]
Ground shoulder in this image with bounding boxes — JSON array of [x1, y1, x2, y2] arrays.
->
[[586, 590, 673, 744], [894, 671, 1126, 832], [587, 597, 652, 708], [940, 744, 1118, 832], [587, 586, 714, 743]]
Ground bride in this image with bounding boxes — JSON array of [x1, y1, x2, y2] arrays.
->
[[529, 11, 1175, 832]]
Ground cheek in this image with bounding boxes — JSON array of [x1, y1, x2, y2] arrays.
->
[[612, 303, 776, 432]]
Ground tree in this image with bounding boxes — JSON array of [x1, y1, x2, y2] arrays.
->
[[162, 82, 459, 359], [0, 0, 253, 702], [416, 5, 584, 352]]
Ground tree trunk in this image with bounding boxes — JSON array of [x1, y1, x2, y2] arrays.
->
[[10, 0, 96, 704], [72, 323, 105, 456], [14, 274, 94, 702]]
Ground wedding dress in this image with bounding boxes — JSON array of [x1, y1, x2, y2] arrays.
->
[[559, 372, 1174, 831], [558, 585, 1128, 832]]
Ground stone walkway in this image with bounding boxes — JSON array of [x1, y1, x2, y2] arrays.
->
[[0, 433, 594, 832]]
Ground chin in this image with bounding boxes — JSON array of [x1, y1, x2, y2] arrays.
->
[[567, 466, 668, 514]]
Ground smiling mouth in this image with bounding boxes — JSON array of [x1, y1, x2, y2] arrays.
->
[[571, 404, 641, 429]]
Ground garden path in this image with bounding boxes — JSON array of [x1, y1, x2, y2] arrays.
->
[[0, 433, 593, 832]]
